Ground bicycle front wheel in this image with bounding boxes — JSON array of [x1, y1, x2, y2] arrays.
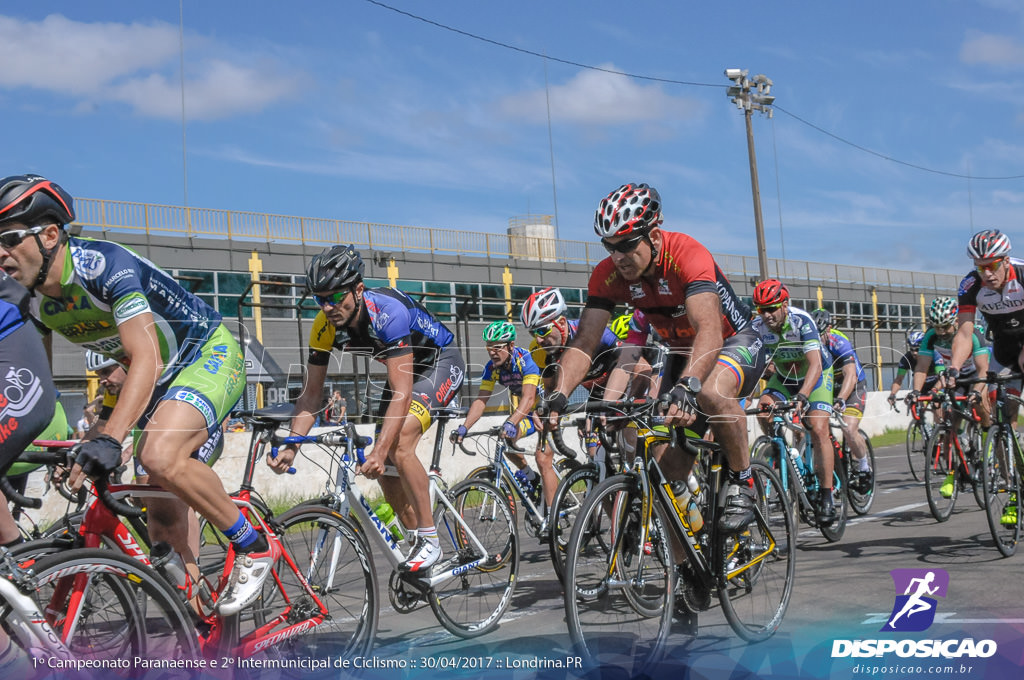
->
[[981, 426, 1020, 557], [428, 478, 519, 638], [548, 463, 602, 583], [717, 460, 796, 642], [268, 505, 379, 660], [906, 421, 927, 482], [563, 475, 673, 674], [924, 428, 958, 522], [15, 548, 199, 665]]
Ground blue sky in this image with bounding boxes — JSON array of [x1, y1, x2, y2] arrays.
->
[[2, 0, 1023, 275]]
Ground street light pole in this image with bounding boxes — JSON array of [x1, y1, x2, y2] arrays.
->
[[725, 69, 775, 282]]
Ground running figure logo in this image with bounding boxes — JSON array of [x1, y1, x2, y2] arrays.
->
[[882, 568, 949, 632]]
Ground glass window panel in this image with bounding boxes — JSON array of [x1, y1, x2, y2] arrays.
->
[[217, 272, 251, 295], [176, 270, 214, 294], [396, 280, 423, 293], [901, 305, 912, 318], [823, 301, 835, 313], [218, 296, 253, 319], [262, 306, 292, 319], [480, 284, 504, 303], [510, 285, 534, 302], [260, 273, 294, 298], [562, 289, 582, 304], [364, 278, 388, 288], [425, 301, 452, 319], [481, 302, 505, 319], [425, 281, 452, 295], [833, 301, 847, 315]]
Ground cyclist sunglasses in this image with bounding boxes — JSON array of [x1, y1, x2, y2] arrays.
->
[[756, 304, 783, 314], [600, 233, 646, 254], [530, 323, 557, 338], [976, 259, 1004, 274], [0, 226, 44, 250], [313, 289, 351, 307]]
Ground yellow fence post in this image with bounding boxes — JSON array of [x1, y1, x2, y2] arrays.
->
[[871, 287, 883, 388], [920, 293, 927, 331], [388, 258, 399, 288], [248, 251, 265, 408], [816, 286, 823, 309], [503, 266, 514, 319]]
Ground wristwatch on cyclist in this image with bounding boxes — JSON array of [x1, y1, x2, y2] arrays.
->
[[677, 375, 702, 395]]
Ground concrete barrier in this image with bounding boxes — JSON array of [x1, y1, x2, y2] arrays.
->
[[23, 391, 913, 526]]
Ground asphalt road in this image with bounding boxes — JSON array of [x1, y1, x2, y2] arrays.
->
[[301, 442, 1024, 680]]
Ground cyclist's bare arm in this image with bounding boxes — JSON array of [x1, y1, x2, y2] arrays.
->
[[361, 350, 415, 478], [912, 352, 933, 393], [604, 345, 643, 401], [838, 362, 857, 402], [271, 360, 327, 473], [462, 387, 493, 432], [679, 291, 725, 384], [551, 307, 612, 398], [949, 311, 976, 372], [509, 383, 537, 426]]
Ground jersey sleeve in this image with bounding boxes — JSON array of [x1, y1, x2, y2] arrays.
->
[[678, 238, 718, 298], [520, 349, 542, 387], [307, 311, 336, 366], [83, 245, 154, 325], [367, 293, 415, 358], [957, 273, 981, 314], [585, 259, 621, 312], [479, 361, 497, 392], [797, 315, 822, 354]]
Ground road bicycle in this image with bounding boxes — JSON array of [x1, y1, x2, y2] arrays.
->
[[263, 404, 519, 639], [0, 544, 199, 667], [830, 413, 877, 515], [6, 427, 374, 662], [750, 402, 849, 542], [920, 380, 986, 522], [562, 399, 795, 673], [980, 371, 1024, 557]]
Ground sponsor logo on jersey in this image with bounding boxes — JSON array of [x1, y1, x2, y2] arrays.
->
[[41, 295, 93, 317], [658, 278, 671, 295], [71, 246, 107, 280], [629, 283, 645, 299], [113, 295, 149, 321]]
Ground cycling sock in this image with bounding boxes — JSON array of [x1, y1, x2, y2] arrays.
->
[[223, 513, 260, 551], [418, 526, 439, 545], [728, 467, 752, 484], [1, 536, 23, 549], [526, 468, 539, 482], [857, 457, 871, 472]]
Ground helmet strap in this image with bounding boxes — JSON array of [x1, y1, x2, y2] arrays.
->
[[29, 228, 66, 292]]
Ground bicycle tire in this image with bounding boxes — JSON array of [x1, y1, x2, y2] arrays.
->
[[847, 430, 876, 516], [264, 505, 379, 661], [427, 478, 519, 638], [964, 423, 987, 510], [14, 547, 199, 663], [548, 463, 602, 584], [820, 443, 848, 542], [924, 427, 958, 522], [717, 460, 796, 642], [563, 474, 673, 674], [906, 421, 927, 482], [751, 436, 799, 522], [981, 426, 1020, 557]]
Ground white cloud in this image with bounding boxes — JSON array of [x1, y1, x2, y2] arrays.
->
[[497, 65, 703, 126], [960, 31, 1024, 67], [0, 13, 301, 120]]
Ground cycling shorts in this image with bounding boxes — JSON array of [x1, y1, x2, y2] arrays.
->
[[0, 323, 57, 477], [762, 368, 834, 414], [377, 346, 466, 433], [836, 379, 867, 418]]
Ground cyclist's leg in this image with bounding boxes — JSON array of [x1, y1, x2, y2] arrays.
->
[[805, 372, 835, 491], [843, 381, 868, 464]]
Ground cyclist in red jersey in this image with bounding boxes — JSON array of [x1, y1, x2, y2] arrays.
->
[[540, 183, 765, 535]]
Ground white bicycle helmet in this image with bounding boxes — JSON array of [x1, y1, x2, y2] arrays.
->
[[520, 287, 567, 329], [85, 350, 119, 373], [967, 229, 1011, 260]]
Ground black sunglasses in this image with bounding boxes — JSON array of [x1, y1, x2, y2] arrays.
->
[[313, 289, 352, 307], [0, 226, 44, 250], [601, 233, 647, 254]]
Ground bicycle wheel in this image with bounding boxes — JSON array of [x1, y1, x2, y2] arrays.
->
[[428, 478, 519, 638], [924, 428, 958, 522], [847, 430, 877, 516], [820, 443, 848, 542], [967, 425, 988, 510], [467, 465, 517, 515], [717, 460, 796, 642], [563, 475, 673, 673], [14, 548, 199, 664], [981, 426, 1020, 557], [263, 505, 378, 660], [548, 463, 602, 583], [906, 421, 927, 482]]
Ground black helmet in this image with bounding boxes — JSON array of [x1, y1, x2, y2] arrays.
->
[[0, 174, 75, 227], [306, 245, 364, 293], [810, 308, 832, 334]]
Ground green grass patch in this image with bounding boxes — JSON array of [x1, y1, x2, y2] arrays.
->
[[869, 428, 907, 448]]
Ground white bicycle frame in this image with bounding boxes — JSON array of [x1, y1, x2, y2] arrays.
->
[[0, 570, 73, 661]]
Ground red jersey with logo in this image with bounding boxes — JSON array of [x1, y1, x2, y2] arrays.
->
[[586, 230, 750, 348]]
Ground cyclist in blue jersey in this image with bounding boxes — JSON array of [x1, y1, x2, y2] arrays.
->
[[275, 245, 465, 574], [0, 174, 260, 616], [452, 320, 546, 505], [811, 309, 873, 493]]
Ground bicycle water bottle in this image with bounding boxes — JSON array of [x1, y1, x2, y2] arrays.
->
[[669, 475, 704, 532], [374, 502, 404, 541], [152, 541, 192, 599]]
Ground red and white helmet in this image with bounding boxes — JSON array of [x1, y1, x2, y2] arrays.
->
[[752, 279, 790, 307], [594, 183, 663, 238], [967, 229, 1011, 260], [520, 287, 567, 329]]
